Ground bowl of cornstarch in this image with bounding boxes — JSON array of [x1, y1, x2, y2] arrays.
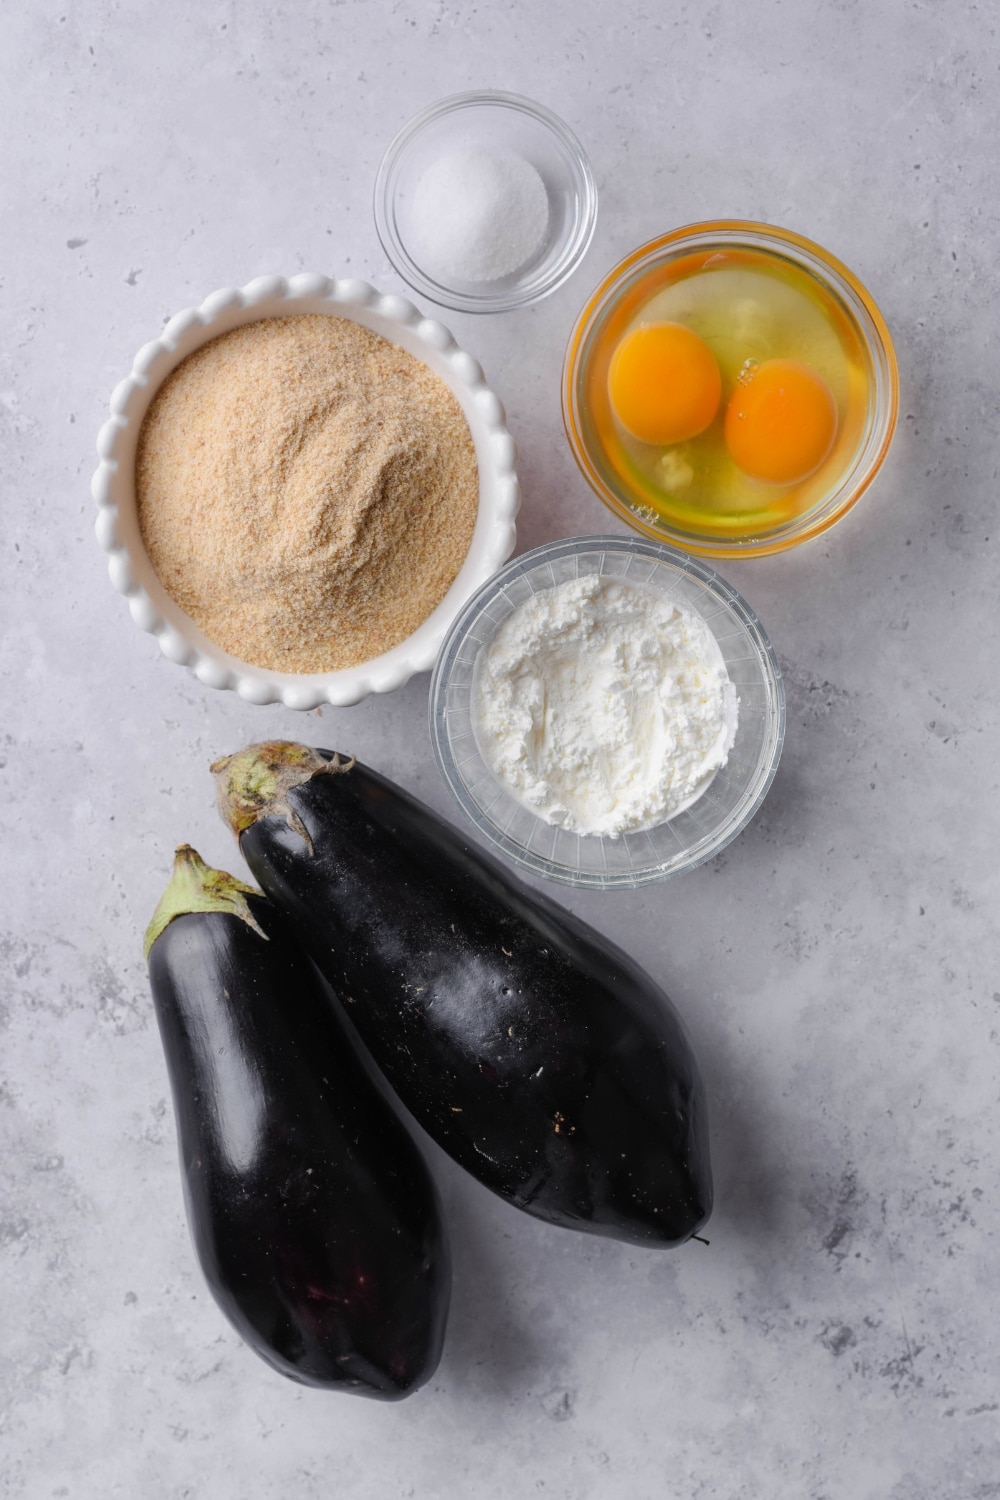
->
[[93, 274, 519, 709], [430, 535, 785, 887], [374, 91, 598, 313]]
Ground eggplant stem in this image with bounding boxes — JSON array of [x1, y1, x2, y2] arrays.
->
[[144, 844, 267, 959], [211, 741, 355, 849]]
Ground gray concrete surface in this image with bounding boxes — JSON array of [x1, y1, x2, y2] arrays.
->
[[2, 2, 998, 1495]]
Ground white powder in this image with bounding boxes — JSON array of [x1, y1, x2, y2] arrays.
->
[[410, 147, 549, 283], [473, 575, 739, 837]]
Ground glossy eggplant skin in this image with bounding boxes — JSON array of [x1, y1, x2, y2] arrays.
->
[[235, 752, 712, 1248], [147, 895, 450, 1397]]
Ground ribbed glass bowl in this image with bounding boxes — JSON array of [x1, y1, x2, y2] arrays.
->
[[375, 91, 598, 313], [429, 536, 785, 888]]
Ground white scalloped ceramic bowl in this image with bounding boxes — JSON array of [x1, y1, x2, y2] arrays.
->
[[93, 275, 520, 708]]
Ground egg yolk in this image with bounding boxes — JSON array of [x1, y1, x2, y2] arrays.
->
[[608, 323, 722, 445], [724, 358, 837, 485]]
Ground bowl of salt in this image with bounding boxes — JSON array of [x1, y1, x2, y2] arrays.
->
[[374, 91, 598, 313]]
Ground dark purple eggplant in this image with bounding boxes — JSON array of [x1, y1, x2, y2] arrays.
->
[[144, 845, 450, 1397], [212, 743, 712, 1249]]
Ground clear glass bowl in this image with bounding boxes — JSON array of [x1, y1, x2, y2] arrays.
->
[[429, 536, 785, 888], [563, 222, 899, 559], [374, 91, 598, 314]]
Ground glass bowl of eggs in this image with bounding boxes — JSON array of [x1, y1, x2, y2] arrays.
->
[[562, 221, 899, 558]]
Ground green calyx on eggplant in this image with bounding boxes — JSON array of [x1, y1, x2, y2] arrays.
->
[[145, 843, 451, 1398], [212, 743, 713, 1250]]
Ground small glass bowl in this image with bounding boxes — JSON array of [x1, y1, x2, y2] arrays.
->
[[374, 91, 598, 314], [563, 221, 899, 559], [429, 536, 785, 888]]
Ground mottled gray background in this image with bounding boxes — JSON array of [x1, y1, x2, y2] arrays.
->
[[2, 1, 999, 1496]]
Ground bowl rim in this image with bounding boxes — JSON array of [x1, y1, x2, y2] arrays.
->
[[562, 219, 900, 559], [429, 533, 786, 888], [92, 274, 519, 709], [373, 90, 598, 314]]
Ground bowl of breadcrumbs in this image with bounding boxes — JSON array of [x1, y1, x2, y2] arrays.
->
[[93, 274, 519, 708]]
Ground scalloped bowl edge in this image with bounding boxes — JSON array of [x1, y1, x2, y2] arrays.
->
[[93, 273, 520, 709]]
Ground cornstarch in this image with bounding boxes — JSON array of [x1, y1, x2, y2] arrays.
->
[[473, 575, 738, 836]]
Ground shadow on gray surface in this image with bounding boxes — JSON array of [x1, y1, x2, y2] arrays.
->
[[427, 1153, 549, 1400], [702, 1070, 796, 1249]]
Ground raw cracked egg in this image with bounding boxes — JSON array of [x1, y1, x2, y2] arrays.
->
[[608, 322, 722, 445], [575, 234, 885, 548], [725, 358, 837, 485]]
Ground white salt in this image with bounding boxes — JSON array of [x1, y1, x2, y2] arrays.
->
[[409, 146, 549, 284]]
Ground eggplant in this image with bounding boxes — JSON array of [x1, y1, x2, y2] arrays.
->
[[144, 844, 450, 1397], [212, 743, 712, 1249]]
